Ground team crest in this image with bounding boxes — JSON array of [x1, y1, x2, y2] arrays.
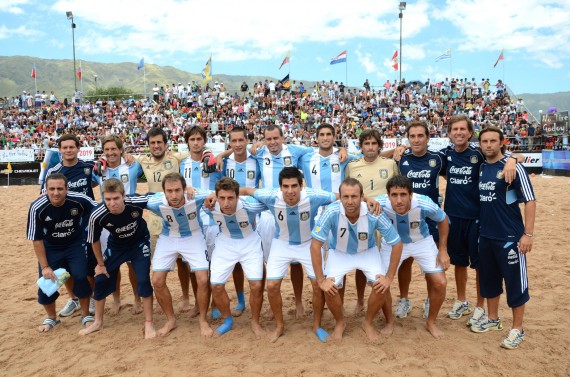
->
[[84, 168, 91, 175], [300, 211, 310, 221], [187, 212, 197, 220], [283, 157, 292, 166], [470, 155, 478, 164], [497, 171, 504, 180], [429, 159, 436, 167], [120, 174, 129, 183], [379, 169, 388, 179], [71, 208, 78, 216], [332, 164, 340, 173], [247, 170, 255, 179], [201, 171, 209, 178], [358, 232, 368, 240], [164, 161, 172, 170], [410, 221, 420, 229], [239, 221, 249, 228], [131, 211, 140, 218]]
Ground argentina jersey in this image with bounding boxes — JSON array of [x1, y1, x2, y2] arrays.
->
[[443, 143, 484, 219], [253, 144, 312, 188], [95, 158, 144, 195], [223, 152, 260, 188], [205, 196, 267, 239], [254, 187, 336, 245], [146, 191, 210, 237], [179, 157, 222, 190], [299, 148, 354, 193], [43, 160, 98, 199], [398, 150, 446, 204], [312, 202, 400, 254], [375, 193, 446, 244], [478, 157, 535, 241]]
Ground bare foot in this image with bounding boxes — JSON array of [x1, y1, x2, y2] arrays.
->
[[132, 300, 143, 315], [362, 321, 379, 342], [268, 326, 284, 343], [380, 320, 394, 337], [177, 299, 192, 313], [262, 307, 274, 321], [110, 300, 122, 316], [232, 307, 245, 317], [79, 320, 103, 336], [426, 321, 444, 339], [199, 321, 214, 338], [189, 305, 200, 318], [157, 320, 177, 337], [144, 321, 157, 339], [331, 321, 346, 341], [295, 302, 306, 319], [251, 322, 265, 340], [352, 301, 365, 315]]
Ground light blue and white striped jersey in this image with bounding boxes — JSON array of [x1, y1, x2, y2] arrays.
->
[[179, 157, 222, 190], [147, 190, 211, 237], [204, 196, 267, 239], [94, 158, 144, 195], [251, 144, 312, 188], [299, 148, 356, 193], [253, 187, 336, 245], [312, 202, 401, 254], [375, 193, 446, 244], [222, 152, 260, 188]]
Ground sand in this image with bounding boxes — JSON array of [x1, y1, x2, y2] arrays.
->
[[0, 176, 569, 376]]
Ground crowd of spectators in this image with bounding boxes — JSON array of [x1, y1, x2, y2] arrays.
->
[[0, 77, 555, 158]]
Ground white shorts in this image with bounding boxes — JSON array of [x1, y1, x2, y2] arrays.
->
[[266, 238, 318, 280], [210, 233, 263, 284], [257, 210, 275, 261], [380, 236, 443, 274], [325, 247, 384, 287], [201, 211, 220, 259], [152, 234, 209, 272]]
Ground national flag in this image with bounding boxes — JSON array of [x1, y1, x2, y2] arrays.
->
[[201, 55, 212, 82], [435, 50, 451, 62], [76, 67, 82, 80], [330, 50, 347, 65], [31, 64, 36, 79], [493, 49, 504, 68], [391, 50, 398, 71], [137, 57, 145, 71], [279, 52, 290, 70], [7, 162, 12, 172], [277, 74, 290, 91]]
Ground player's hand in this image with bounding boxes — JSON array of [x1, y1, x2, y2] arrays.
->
[[94, 264, 110, 278], [366, 198, 382, 215], [216, 154, 225, 172], [249, 142, 263, 156], [186, 185, 197, 199], [204, 193, 217, 210], [393, 145, 407, 162], [201, 150, 217, 173], [437, 249, 450, 270], [518, 235, 533, 254], [42, 266, 57, 282], [337, 147, 348, 163], [372, 274, 392, 294], [503, 156, 517, 183], [319, 278, 338, 297], [123, 153, 136, 166]]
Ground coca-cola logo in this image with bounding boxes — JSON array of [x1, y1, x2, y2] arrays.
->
[[406, 170, 431, 179], [449, 166, 473, 175]]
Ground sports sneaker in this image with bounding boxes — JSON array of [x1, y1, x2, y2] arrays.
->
[[394, 298, 412, 318], [501, 329, 525, 349], [89, 298, 95, 315], [58, 298, 81, 317], [422, 298, 430, 319], [466, 306, 486, 327], [470, 317, 503, 333], [448, 300, 472, 320]]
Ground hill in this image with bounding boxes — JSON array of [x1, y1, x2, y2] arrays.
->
[[517, 92, 570, 121]]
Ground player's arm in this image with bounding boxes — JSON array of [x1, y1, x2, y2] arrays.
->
[[436, 215, 450, 270], [503, 153, 522, 184], [310, 238, 337, 296], [33, 240, 56, 282], [519, 200, 536, 254], [216, 150, 231, 172], [373, 240, 403, 294], [379, 148, 397, 159], [239, 187, 257, 197], [363, 194, 382, 215], [92, 240, 109, 278], [248, 142, 264, 156], [392, 145, 408, 162]]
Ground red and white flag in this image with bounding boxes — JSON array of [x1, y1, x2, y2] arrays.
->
[[391, 50, 398, 71], [31, 64, 36, 79]]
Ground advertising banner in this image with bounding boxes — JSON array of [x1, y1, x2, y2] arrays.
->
[[0, 149, 35, 162]]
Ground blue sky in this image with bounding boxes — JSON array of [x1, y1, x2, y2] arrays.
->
[[1, 0, 568, 94]]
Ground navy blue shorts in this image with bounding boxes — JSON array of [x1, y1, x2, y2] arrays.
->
[[447, 216, 479, 268], [479, 237, 530, 308], [93, 240, 152, 301], [38, 242, 92, 305], [86, 242, 97, 277], [426, 217, 439, 243]]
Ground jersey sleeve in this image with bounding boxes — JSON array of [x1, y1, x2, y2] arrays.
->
[[26, 199, 44, 241], [252, 188, 276, 205], [308, 188, 336, 206], [418, 195, 446, 222], [86, 209, 103, 243], [514, 164, 535, 202], [194, 190, 214, 207], [375, 213, 401, 245], [241, 196, 268, 213], [146, 193, 163, 216], [311, 205, 335, 242], [125, 193, 151, 209]]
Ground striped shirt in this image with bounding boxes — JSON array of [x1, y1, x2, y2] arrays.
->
[[204, 196, 267, 239], [222, 152, 261, 188], [179, 157, 222, 190], [252, 144, 313, 188], [299, 148, 355, 193], [94, 158, 144, 195]]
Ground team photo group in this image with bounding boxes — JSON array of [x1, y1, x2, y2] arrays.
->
[[28, 115, 536, 350]]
